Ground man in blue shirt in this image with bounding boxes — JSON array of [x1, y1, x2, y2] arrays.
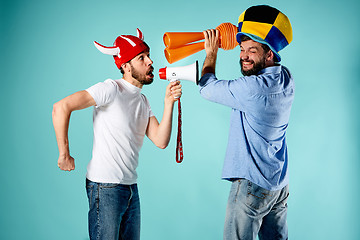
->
[[199, 5, 294, 240]]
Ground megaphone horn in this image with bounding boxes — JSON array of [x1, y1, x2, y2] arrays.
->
[[164, 32, 205, 49], [159, 61, 199, 85], [164, 42, 204, 65], [163, 23, 238, 64]]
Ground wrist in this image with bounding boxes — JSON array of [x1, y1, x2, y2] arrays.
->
[[164, 98, 176, 109], [58, 142, 70, 157], [205, 47, 218, 57], [59, 151, 70, 158]]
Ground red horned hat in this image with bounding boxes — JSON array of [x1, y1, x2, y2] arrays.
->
[[94, 28, 150, 69]]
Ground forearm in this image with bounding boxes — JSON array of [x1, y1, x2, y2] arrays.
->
[[202, 52, 217, 76], [52, 102, 72, 156], [146, 81, 181, 149], [202, 29, 219, 77], [152, 102, 175, 149]]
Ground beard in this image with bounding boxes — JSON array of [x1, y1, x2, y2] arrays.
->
[[130, 63, 154, 85], [240, 57, 266, 76]]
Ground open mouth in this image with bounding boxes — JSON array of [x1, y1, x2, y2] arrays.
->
[[146, 67, 154, 78], [241, 61, 254, 69]]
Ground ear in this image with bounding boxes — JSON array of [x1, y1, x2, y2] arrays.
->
[[121, 62, 131, 73], [266, 50, 275, 62]]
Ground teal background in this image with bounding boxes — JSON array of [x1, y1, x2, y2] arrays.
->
[[1, 0, 359, 239]]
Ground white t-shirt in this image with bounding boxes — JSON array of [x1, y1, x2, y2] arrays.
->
[[85, 78, 154, 184]]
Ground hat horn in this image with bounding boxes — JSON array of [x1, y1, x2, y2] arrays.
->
[[136, 28, 144, 40], [94, 41, 120, 56]]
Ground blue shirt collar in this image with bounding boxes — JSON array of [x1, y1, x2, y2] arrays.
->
[[258, 65, 282, 75]]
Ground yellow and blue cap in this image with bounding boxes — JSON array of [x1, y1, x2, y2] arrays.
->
[[237, 5, 292, 62]]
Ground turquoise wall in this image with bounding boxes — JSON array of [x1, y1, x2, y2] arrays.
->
[[1, 0, 359, 239]]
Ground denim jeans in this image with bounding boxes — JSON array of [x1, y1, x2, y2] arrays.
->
[[224, 179, 289, 240], [86, 179, 141, 240]]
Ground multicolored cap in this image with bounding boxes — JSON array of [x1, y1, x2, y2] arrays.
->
[[236, 5, 292, 62], [94, 28, 150, 69]]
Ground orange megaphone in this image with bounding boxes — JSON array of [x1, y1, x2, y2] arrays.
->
[[163, 22, 238, 64]]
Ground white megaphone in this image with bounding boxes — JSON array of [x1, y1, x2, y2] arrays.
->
[[159, 62, 199, 164], [159, 61, 199, 85]]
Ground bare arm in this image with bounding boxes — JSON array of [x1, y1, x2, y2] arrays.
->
[[202, 29, 220, 77], [146, 81, 182, 149], [52, 90, 96, 171]]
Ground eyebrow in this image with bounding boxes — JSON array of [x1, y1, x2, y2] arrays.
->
[[241, 46, 259, 51]]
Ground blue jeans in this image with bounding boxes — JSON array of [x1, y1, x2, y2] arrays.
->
[[224, 179, 289, 240], [86, 179, 141, 240]]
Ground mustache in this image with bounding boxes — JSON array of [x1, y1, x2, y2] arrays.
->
[[147, 66, 154, 74], [240, 59, 254, 64]]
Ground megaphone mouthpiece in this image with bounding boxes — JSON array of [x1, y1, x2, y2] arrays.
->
[[159, 67, 167, 80]]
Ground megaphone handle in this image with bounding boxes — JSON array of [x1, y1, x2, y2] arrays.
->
[[169, 79, 180, 99], [176, 98, 183, 163]]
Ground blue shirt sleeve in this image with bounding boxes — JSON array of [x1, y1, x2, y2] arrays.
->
[[199, 73, 251, 111]]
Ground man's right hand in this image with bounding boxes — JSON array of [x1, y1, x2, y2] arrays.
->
[[203, 29, 219, 56], [58, 154, 75, 171]]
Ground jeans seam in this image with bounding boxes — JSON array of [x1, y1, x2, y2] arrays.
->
[[127, 186, 133, 208], [96, 184, 100, 240], [87, 185, 93, 207], [234, 180, 241, 202]]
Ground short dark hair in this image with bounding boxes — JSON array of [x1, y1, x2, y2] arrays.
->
[[240, 35, 271, 53]]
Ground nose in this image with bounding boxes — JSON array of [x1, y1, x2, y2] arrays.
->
[[145, 56, 153, 66], [240, 50, 248, 61]]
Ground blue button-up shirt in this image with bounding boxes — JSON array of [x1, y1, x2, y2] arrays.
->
[[199, 65, 295, 190]]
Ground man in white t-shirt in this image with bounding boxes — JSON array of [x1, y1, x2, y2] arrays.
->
[[52, 29, 182, 240]]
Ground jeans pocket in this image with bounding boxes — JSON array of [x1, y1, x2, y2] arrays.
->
[[245, 181, 275, 210]]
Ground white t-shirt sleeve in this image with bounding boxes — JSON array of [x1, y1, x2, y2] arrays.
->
[[86, 79, 118, 107], [142, 94, 155, 118]]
